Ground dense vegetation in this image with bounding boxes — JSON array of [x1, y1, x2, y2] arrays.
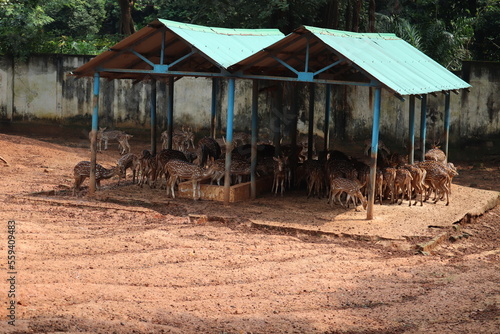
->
[[0, 0, 498, 69]]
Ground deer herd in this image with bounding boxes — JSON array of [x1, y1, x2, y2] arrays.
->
[[74, 127, 459, 211]]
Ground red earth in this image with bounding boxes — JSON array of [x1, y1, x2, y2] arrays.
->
[[0, 129, 499, 334]]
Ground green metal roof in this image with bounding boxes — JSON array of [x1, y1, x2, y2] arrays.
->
[[72, 19, 284, 79], [72, 20, 471, 96], [302, 26, 471, 95], [157, 19, 285, 69]]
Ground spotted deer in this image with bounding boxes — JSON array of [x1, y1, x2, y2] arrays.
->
[[425, 144, 446, 162], [161, 127, 195, 151], [417, 160, 457, 205], [394, 167, 413, 206], [305, 160, 326, 199], [382, 167, 397, 204], [272, 156, 288, 196], [154, 149, 189, 188], [164, 159, 214, 200], [363, 139, 390, 156], [72, 161, 123, 195], [402, 164, 427, 206], [117, 134, 133, 155], [232, 132, 250, 146], [206, 159, 226, 186], [364, 169, 384, 205], [90, 127, 132, 154], [197, 137, 221, 166], [117, 153, 139, 185], [328, 177, 367, 210], [326, 159, 358, 181], [184, 127, 195, 149], [137, 150, 157, 188]]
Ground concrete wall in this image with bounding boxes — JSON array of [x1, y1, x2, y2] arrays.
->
[[0, 55, 498, 149]]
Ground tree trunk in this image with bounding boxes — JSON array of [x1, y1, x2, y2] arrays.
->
[[369, 0, 376, 32], [118, 0, 135, 35], [325, 0, 339, 29], [344, 0, 352, 31], [351, 0, 362, 32]]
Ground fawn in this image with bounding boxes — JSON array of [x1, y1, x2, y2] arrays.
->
[[73, 161, 123, 195]]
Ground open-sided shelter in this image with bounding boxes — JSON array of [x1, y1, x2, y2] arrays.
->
[[72, 19, 471, 218]]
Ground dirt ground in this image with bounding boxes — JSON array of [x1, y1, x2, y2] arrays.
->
[[0, 130, 499, 334]]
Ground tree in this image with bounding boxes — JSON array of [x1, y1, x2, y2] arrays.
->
[[0, 0, 53, 59], [44, 0, 107, 38], [472, 2, 500, 61], [118, 0, 136, 35]]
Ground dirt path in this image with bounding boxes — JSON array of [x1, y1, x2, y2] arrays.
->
[[0, 132, 499, 333]]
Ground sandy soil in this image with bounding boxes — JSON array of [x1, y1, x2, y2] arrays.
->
[[0, 131, 499, 334]]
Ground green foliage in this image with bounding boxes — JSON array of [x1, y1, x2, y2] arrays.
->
[[44, 0, 107, 38], [0, 0, 497, 65], [37, 34, 123, 55], [0, 0, 53, 59], [376, 14, 423, 50], [147, 0, 328, 33], [472, 2, 500, 61]]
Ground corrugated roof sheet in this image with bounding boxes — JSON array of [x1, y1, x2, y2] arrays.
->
[[72, 19, 284, 79], [300, 26, 471, 95], [73, 19, 471, 96], [157, 19, 285, 69]]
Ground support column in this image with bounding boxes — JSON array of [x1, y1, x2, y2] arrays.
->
[[89, 72, 100, 195], [408, 95, 416, 164], [211, 78, 218, 138], [420, 94, 427, 161], [443, 93, 451, 162], [324, 84, 331, 152], [224, 78, 236, 205], [367, 87, 382, 220], [272, 83, 283, 157], [308, 83, 315, 160], [150, 78, 157, 155], [167, 76, 174, 149], [251, 80, 258, 199]]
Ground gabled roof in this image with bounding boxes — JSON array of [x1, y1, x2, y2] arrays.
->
[[71, 19, 284, 80], [230, 26, 471, 95], [72, 20, 471, 96]]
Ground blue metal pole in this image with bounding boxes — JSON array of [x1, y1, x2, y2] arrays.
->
[[443, 93, 451, 162], [150, 78, 157, 155], [324, 84, 331, 152], [89, 72, 100, 195], [224, 78, 236, 205], [367, 87, 381, 220], [167, 76, 174, 149], [420, 94, 427, 161], [251, 80, 258, 199], [408, 95, 415, 164], [211, 78, 218, 138]]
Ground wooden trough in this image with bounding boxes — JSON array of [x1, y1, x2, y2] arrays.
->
[[177, 177, 273, 202]]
